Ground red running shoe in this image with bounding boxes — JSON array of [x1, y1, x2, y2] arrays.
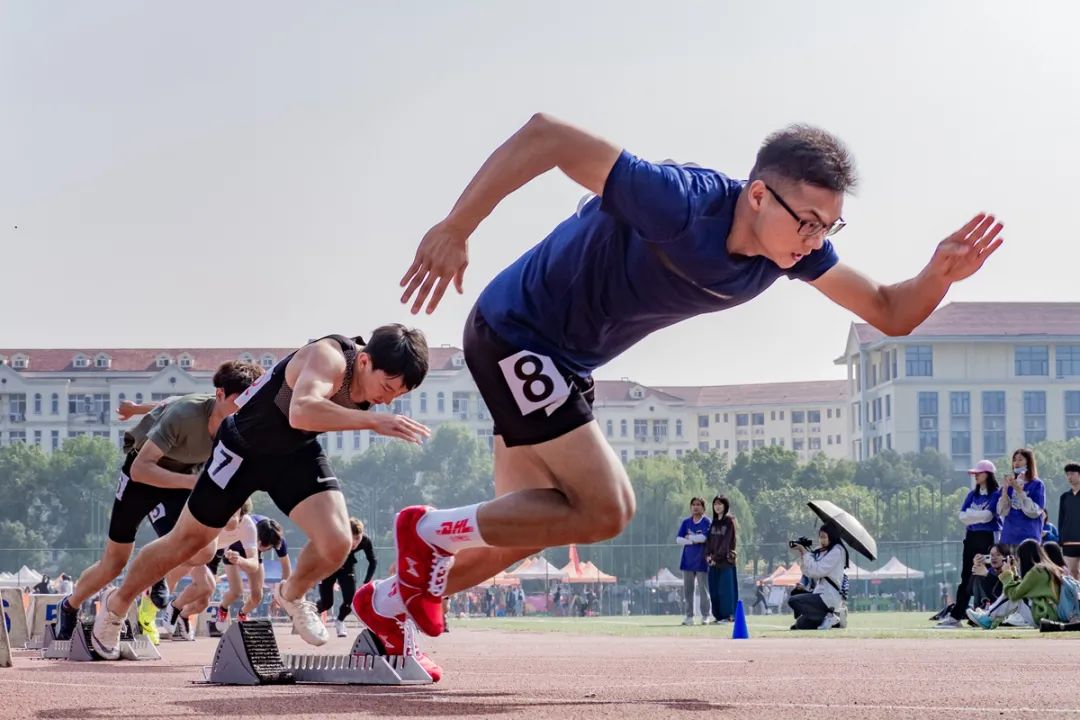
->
[[237, 611, 248, 622], [216, 606, 229, 623], [394, 506, 454, 637], [351, 581, 443, 682]]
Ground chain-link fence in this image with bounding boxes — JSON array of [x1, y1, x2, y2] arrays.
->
[[1, 540, 964, 620]]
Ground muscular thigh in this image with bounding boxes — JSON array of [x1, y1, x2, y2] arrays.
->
[[493, 435, 559, 496]]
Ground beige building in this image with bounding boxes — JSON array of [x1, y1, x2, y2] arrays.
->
[[838, 302, 1080, 469], [593, 379, 849, 463]]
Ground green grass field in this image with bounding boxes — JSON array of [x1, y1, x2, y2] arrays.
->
[[448, 612, 1052, 639]]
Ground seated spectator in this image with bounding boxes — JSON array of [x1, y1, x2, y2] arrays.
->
[[969, 543, 1009, 611], [967, 539, 1062, 629], [789, 523, 848, 630], [1042, 509, 1060, 544]]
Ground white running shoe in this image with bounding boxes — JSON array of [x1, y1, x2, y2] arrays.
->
[[681, 617, 694, 626], [274, 584, 328, 646], [90, 588, 125, 660], [935, 616, 962, 628], [818, 613, 840, 630], [335, 619, 347, 638]]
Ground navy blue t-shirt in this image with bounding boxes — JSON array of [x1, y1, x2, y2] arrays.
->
[[476, 150, 840, 375]]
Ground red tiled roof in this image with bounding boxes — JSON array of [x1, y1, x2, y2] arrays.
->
[[593, 380, 686, 404], [656, 380, 848, 407], [852, 302, 1080, 346], [0, 346, 464, 373]]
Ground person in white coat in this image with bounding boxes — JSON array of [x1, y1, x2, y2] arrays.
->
[[789, 523, 848, 630]]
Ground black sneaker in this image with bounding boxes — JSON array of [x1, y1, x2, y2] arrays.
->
[[56, 595, 79, 641], [149, 579, 169, 610]]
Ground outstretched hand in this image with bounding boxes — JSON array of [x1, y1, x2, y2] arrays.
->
[[927, 213, 1004, 283], [400, 220, 471, 315]]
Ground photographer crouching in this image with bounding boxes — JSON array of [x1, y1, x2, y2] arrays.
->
[[788, 523, 849, 630]]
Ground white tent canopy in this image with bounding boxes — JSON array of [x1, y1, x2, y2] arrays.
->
[[871, 556, 925, 580], [847, 563, 876, 580], [507, 556, 566, 581], [644, 568, 683, 588]]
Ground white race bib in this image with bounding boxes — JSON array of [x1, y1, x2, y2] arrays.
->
[[115, 471, 130, 501], [208, 443, 243, 489], [497, 351, 572, 417]]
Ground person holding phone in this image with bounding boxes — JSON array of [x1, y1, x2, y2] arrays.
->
[[997, 449, 1046, 550], [970, 543, 1008, 611]]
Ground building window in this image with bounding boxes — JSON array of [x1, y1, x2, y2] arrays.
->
[[827, 435, 833, 445], [259, 354, 274, 370], [51, 430, 59, 450], [737, 440, 749, 453], [634, 419, 648, 440], [698, 415, 709, 428], [1057, 346, 1080, 377], [116, 430, 125, 448], [33, 393, 42, 414], [156, 355, 172, 368], [736, 413, 749, 427], [135, 393, 144, 404], [808, 437, 821, 451], [179, 354, 193, 369], [437, 392, 445, 414], [335, 432, 343, 450], [885, 395, 891, 418], [752, 439, 765, 449], [239, 353, 254, 364], [73, 355, 89, 368], [698, 442, 709, 452], [809, 409, 821, 424], [452, 393, 469, 418], [606, 420, 613, 437], [95, 354, 111, 368], [723, 413, 729, 423], [12, 355, 28, 369], [620, 419, 627, 437], [33, 430, 42, 446], [393, 395, 412, 416], [675, 419, 683, 438], [1015, 346, 1049, 376], [353, 431, 361, 449], [419, 393, 428, 413], [1066, 391, 1080, 440], [653, 419, 669, 442], [950, 391, 971, 471], [918, 391, 938, 451], [827, 408, 832, 419], [50, 393, 59, 415], [981, 391, 1006, 455], [791, 411, 805, 424], [751, 413, 764, 426], [793, 438, 805, 451], [69, 393, 110, 419], [1023, 391, 1047, 445], [905, 345, 933, 377]]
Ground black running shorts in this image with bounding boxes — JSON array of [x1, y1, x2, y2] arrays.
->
[[1063, 544, 1080, 558], [107, 452, 192, 544], [186, 416, 341, 529], [206, 542, 250, 575], [463, 304, 595, 447]]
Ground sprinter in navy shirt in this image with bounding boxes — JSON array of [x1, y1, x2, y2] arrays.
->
[[365, 113, 1005, 651]]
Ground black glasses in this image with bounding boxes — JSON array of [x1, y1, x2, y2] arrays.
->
[[765, 184, 846, 239]]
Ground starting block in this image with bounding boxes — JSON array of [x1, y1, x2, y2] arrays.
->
[[0, 597, 12, 668], [42, 621, 160, 662], [204, 621, 431, 686]]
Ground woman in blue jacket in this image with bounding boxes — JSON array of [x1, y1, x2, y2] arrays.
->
[[938, 459, 1001, 627], [998, 448, 1046, 549]]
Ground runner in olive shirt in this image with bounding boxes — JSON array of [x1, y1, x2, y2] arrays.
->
[[56, 362, 262, 641]]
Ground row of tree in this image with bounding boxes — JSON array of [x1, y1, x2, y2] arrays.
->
[[2, 428, 1079, 581]]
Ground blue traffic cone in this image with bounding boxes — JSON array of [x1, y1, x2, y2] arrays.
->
[[732, 600, 750, 640]]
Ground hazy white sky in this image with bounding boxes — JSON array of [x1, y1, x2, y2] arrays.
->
[[3, 2, 1078, 386]]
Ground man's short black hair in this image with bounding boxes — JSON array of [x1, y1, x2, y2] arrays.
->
[[256, 518, 283, 549], [213, 361, 264, 397], [750, 124, 857, 193], [1066, 463, 1080, 474], [364, 324, 429, 390]]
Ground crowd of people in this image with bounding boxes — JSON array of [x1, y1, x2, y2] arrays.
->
[[934, 450, 1080, 630]]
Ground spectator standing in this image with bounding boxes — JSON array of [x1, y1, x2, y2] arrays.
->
[[998, 449, 1046, 549], [675, 497, 711, 625], [704, 495, 738, 623], [938, 460, 1000, 628], [1058, 463, 1080, 580]]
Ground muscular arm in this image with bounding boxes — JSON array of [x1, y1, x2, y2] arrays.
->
[[810, 214, 1003, 336], [401, 113, 623, 314], [279, 554, 292, 582], [286, 341, 380, 433], [130, 440, 198, 490]]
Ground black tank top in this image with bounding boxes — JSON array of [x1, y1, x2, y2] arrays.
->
[[226, 334, 370, 454]]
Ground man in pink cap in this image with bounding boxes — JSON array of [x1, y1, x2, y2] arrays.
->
[[937, 459, 1002, 628]]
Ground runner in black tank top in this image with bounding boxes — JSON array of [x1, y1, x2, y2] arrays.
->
[[93, 325, 431, 657]]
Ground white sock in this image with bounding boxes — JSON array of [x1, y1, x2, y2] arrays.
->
[[372, 577, 405, 618], [416, 503, 489, 553]]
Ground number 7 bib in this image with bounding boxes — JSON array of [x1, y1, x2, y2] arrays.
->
[[497, 351, 572, 417]]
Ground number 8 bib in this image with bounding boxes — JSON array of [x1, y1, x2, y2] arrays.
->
[[497, 351, 572, 416]]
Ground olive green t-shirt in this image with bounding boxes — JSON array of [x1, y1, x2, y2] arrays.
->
[[123, 394, 215, 474]]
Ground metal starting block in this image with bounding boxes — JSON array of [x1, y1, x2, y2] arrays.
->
[[42, 621, 161, 661], [204, 621, 432, 686]]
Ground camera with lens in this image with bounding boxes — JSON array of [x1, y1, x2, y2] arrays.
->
[[788, 536, 813, 550]]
